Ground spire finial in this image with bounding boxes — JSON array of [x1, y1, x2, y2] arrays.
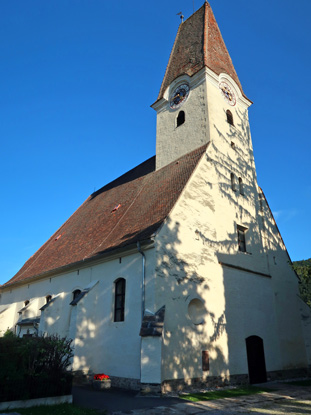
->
[[176, 12, 184, 23]]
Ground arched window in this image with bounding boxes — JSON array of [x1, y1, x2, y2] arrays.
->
[[176, 110, 185, 127], [239, 177, 244, 195], [231, 173, 236, 191], [72, 289, 81, 301], [46, 295, 52, 304], [114, 278, 126, 322], [226, 110, 234, 126]]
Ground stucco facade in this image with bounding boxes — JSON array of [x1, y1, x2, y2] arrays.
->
[[0, 1, 310, 392]]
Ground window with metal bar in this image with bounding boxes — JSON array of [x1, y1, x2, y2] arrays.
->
[[239, 177, 244, 195], [231, 173, 236, 191], [237, 226, 247, 252], [114, 278, 126, 322]]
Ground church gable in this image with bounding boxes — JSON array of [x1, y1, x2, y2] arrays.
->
[[153, 142, 308, 383]]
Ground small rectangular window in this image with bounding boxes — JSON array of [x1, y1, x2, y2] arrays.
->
[[237, 226, 247, 252], [231, 173, 236, 191], [239, 177, 244, 195], [202, 350, 210, 371]]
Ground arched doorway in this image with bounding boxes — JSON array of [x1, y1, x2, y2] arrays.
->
[[245, 336, 267, 384]]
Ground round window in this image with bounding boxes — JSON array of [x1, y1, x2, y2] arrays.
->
[[188, 298, 206, 325]]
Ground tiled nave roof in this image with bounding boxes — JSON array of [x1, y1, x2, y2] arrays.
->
[[4, 145, 207, 287]]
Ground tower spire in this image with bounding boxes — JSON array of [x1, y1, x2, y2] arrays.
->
[[156, 2, 246, 102]]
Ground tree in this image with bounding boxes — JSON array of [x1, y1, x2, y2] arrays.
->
[[293, 258, 311, 307]]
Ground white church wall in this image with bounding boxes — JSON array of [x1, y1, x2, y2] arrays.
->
[[155, 72, 209, 170], [221, 266, 283, 374], [0, 248, 153, 381], [0, 303, 18, 336], [70, 252, 145, 379], [141, 336, 162, 384], [155, 152, 229, 381], [153, 72, 308, 383], [0, 282, 45, 335], [259, 195, 310, 369], [206, 72, 308, 372]]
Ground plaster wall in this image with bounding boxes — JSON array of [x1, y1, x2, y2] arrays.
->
[[0, 302, 19, 336], [153, 73, 308, 382], [141, 336, 162, 384], [258, 195, 310, 368], [0, 249, 154, 380], [155, 74, 209, 170]]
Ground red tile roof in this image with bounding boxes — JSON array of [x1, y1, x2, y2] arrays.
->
[[157, 2, 245, 101], [4, 145, 207, 287]]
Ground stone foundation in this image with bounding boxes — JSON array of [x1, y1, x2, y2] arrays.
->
[[161, 367, 311, 394], [161, 373, 249, 394], [266, 367, 310, 382], [73, 367, 311, 395], [108, 376, 141, 391], [72, 371, 141, 391], [72, 370, 90, 385]]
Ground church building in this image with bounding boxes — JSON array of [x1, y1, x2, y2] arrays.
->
[[0, 1, 310, 392]]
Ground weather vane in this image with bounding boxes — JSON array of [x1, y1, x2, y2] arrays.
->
[[176, 12, 184, 23]]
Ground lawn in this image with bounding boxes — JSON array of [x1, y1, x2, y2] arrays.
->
[[0, 403, 106, 415], [180, 386, 272, 402]]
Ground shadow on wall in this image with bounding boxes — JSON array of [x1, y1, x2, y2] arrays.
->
[[155, 217, 228, 387], [35, 105, 306, 386], [151, 103, 299, 388]]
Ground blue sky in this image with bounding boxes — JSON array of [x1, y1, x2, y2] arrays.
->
[[0, 0, 310, 285]]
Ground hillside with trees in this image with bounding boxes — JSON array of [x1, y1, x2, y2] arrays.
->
[[293, 258, 311, 307]]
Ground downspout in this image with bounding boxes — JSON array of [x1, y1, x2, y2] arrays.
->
[[137, 241, 145, 320], [16, 324, 21, 337], [33, 322, 39, 335]]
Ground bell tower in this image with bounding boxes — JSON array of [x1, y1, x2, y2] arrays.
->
[[152, 1, 252, 170]]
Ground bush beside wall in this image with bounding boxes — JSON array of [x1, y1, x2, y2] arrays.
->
[[0, 333, 73, 402]]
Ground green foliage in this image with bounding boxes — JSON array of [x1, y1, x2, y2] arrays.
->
[[179, 386, 273, 402], [293, 258, 311, 307], [3, 329, 16, 338], [0, 334, 74, 402]]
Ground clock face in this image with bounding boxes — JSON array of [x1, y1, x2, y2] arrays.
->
[[219, 81, 236, 106], [170, 84, 190, 109]]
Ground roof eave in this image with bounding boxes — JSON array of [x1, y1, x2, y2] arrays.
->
[[1, 238, 155, 291]]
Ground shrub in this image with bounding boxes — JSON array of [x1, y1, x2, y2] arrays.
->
[[0, 334, 74, 402]]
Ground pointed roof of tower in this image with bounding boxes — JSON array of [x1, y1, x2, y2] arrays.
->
[[157, 1, 245, 101]]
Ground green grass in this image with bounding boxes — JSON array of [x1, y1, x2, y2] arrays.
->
[[285, 379, 311, 387], [0, 403, 106, 415], [179, 386, 272, 402]]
